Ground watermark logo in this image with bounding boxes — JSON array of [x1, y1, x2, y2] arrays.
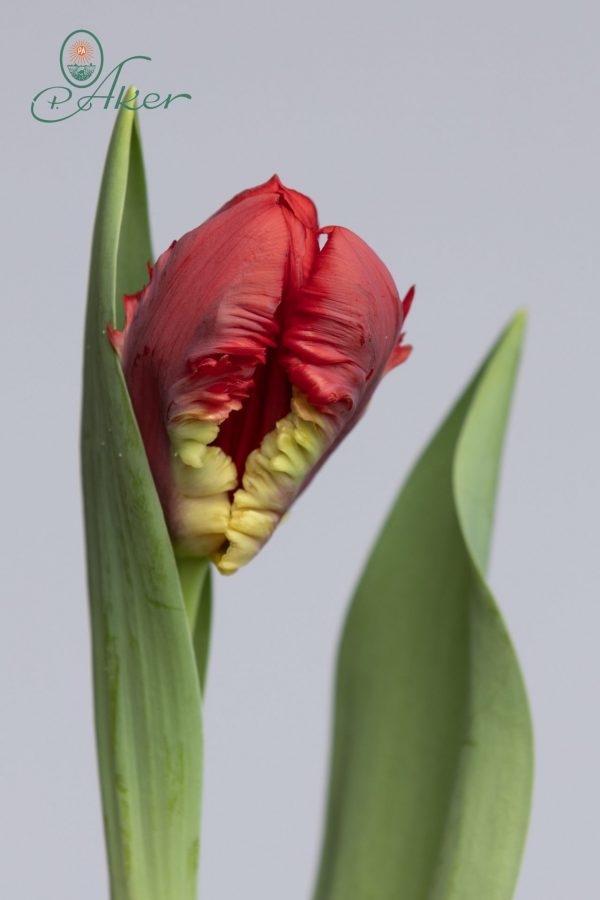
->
[[60, 30, 103, 87], [32, 29, 191, 124]]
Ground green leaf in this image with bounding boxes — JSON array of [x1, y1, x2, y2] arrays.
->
[[314, 314, 533, 900], [81, 99, 203, 900]]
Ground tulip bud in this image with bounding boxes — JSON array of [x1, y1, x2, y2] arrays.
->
[[109, 176, 413, 574]]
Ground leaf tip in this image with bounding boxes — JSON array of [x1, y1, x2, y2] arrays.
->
[[511, 307, 528, 334], [499, 309, 528, 356]]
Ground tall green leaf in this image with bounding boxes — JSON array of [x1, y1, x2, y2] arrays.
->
[[81, 100, 203, 900], [314, 314, 533, 900]]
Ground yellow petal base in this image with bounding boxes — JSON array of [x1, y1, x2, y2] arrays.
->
[[169, 391, 334, 574], [169, 420, 238, 557]]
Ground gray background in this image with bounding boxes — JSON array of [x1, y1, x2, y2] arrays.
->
[[1, 1, 598, 897]]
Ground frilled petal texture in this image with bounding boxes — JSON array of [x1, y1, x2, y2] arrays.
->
[[109, 176, 412, 574]]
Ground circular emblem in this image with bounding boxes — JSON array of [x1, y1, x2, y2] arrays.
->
[[60, 30, 103, 87]]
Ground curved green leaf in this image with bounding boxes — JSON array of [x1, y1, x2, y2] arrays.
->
[[314, 314, 533, 900], [81, 101, 203, 900]]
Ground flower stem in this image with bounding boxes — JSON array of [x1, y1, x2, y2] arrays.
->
[[176, 556, 213, 693]]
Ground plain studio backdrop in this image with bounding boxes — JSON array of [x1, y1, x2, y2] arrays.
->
[[1, 2, 598, 898]]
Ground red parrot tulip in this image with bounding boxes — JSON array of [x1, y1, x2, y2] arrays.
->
[[109, 176, 413, 574]]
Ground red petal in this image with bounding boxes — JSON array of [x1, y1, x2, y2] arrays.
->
[[122, 192, 292, 425], [107, 286, 146, 357], [402, 284, 415, 318], [385, 340, 413, 371], [282, 225, 405, 418], [385, 287, 415, 372], [218, 174, 318, 233]]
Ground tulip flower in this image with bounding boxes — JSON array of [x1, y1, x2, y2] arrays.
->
[[109, 175, 413, 574]]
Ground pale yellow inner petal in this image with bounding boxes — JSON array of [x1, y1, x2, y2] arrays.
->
[[169, 391, 333, 574], [169, 420, 238, 558]]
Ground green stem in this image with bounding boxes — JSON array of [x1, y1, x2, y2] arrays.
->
[[177, 556, 209, 629], [176, 556, 213, 693]]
